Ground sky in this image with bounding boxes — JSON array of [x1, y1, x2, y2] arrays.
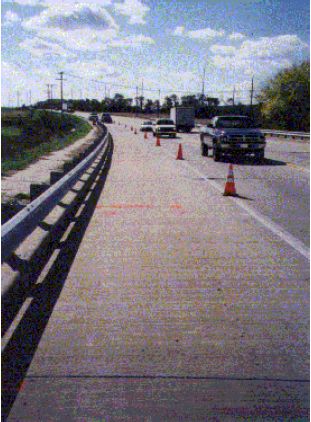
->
[[1, 0, 310, 106]]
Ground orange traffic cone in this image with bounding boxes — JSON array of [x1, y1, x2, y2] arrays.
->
[[176, 143, 184, 160], [144, 132, 148, 139], [156, 136, 161, 146], [223, 164, 237, 196]]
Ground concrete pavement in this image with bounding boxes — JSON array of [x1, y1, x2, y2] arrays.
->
[[8, 119, 309, 420]]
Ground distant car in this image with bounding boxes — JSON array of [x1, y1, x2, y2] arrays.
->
[[153, 118, 176, 138], [89, 112, 98, 123], [140, 121, 154, 132], [101, 113, 113, 123]]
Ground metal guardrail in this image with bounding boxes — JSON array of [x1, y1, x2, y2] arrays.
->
[[1, 127, 109, 264], [261, 130, 310, 139], [195, 125, 310, 139]]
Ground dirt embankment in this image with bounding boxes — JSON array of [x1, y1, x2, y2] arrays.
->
[[1, 124, 101, 221]]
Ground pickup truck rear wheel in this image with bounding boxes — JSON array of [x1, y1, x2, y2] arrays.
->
[[213, 146, 221, 162], [255, 151, 264, 162], [201, 142, 208, 157]]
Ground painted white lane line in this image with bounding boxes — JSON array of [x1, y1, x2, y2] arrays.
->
[[164, 148, 310, 261]]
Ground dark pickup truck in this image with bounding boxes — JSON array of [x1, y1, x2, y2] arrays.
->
[[200, 115, 266, 162]]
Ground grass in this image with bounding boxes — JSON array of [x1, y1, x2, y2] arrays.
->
[[2, 110, 91, 175], [14, 192, 31, 200]]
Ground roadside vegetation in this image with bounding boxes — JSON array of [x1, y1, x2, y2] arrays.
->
[[1, 109, 91, 175], [30, 61, 309, 132], [257, 61, 310, 131]]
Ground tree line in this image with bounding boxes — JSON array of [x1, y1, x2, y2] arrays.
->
[[33, 61, 309, 131]]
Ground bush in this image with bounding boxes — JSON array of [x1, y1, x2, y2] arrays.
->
[[257, 61, 310, 131], [1, 110, 91, 169]]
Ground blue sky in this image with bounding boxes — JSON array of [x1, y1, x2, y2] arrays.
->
[[1, 0, 310, 106]]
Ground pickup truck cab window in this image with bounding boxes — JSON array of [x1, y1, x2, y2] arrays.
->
[[157, 119, 174, 125], [215, 117, 254, 129]]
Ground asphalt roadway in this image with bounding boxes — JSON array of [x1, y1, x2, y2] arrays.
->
[[7, 115, 309, 420]]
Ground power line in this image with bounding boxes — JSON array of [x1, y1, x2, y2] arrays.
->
[[65, 71, 262, 95]]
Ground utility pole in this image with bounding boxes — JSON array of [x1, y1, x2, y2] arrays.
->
[[135, 86, 138, 117], [158, 89, 161, 118], [250, 76, 254, 119], [141, 79, 144, 113], [232, 86, 236, 106], [57, 71, 65, 112], [50, 84, 55, 100], [46, 84, 50, 101], [104, 83, 107, 98], [202, 65, 206, 98], [17, 90, 20, 108]]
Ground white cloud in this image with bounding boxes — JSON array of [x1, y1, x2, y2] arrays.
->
[[2, 61, 34, 105], [19, 37, 77, 58], [2, 62, 25, 83], [23, 4, 118, 31], [13, 0, 112, 6], [188, 28, 225, 40], [21, 2, 155, 52], [138, 67, 199, 95], [110, 34, 155, 48], [10, 0, 41, 5], [21, 4, 120, 52], [63, 60, 118, 79], [211, 34, 308, 66], [3, 11, 21, 25], [210, 44, 237, 56], [172, 26, 225, 41], [172, 26, 185, 36], [114, 0, 150, 25], [209, 34, 308, 96], [33, 27, 118, 51], [228, 32, 245, 41], [238, 34, 308, 60]]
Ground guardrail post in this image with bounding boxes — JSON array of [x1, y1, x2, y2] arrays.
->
[[63, 162, 74, 173], [30, 184, 49, 201], [50, 171, 64, 185]]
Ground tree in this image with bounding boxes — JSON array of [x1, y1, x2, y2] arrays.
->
[[180, 95, 197, 107], [144, 99, 154, 113], [257, 61, 310, 131], [163, 96, 173, 110], [170, 94, 179, 106]]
